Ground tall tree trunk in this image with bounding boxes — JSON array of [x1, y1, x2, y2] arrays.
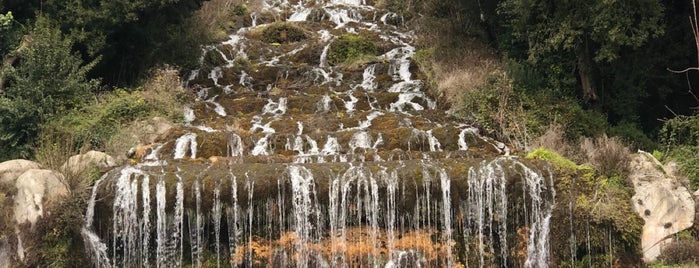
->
[[577, 46, 597, 101]]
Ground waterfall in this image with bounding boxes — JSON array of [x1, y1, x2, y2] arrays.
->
[[83, 0, 557, 266]]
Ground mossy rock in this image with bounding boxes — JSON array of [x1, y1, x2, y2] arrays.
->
[[328, 34, 378, 66], [262, 22, 307, 44], [526, 147, 579, 171]]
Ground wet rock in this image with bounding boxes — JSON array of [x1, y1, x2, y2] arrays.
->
[[0, 160, 42, 187], [61, 151, 117, 176], [629, 151, 695, 262]]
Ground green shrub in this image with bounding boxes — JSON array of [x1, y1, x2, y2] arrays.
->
[[660, 115, 699, 190], [0, 17, 99, 161], [34, 193, 89, 267], [262, 22, 306, 44], [526, 147, 579, 170], [608, 121, 656, 150], [45, 67, 188, 154], [328, 34, 378, 65]]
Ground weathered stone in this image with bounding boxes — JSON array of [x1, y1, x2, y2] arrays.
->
[[0, 160, 42, 187], [629, 151, 695, 262], [129, 116, 175, 144], [14, 169, 70, 228], [60, 150, 117, 176], [0, 237, 9, 268]]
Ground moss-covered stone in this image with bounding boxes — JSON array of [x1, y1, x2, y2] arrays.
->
[[526, 147, 579, 171], [328, 34, 378, 66], [261, 22, 307, 44]]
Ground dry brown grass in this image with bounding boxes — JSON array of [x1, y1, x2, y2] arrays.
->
[[33, 130, 100, 194], [530, 124, 571, 157], [530, 125, 632, 176], [430, 49, 499, 108], [193, 0, 267, 41], [578, 135, 631, 176]]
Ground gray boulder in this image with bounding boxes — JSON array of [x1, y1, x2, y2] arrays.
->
[[0, 160, 42, 186], [13, 169, 70, 263], [14, 169, 70, 228], [629, 151, 695, 262], [60, 150, 117, 176]]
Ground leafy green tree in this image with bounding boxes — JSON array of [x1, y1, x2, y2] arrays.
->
[[40, 0, 206, 85], [499, 0, 665, 101], [0, 18, 98, 160], [3, 0, 206, 86]]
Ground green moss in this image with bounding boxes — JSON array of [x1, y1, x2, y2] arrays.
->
[[232, 4, 249, 16], [261, 22, 306, 44], [328, 34, 378, 65], [526, 147, 578, 170]]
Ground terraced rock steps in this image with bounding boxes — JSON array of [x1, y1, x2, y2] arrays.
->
[[82, 1, 555, 267]]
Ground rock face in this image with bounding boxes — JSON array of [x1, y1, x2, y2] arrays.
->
[[60, 150, 117, 176], [0, 160, 42, 186], [128, 117, 175, 145], [629, 152, 695, 262], [12, 169, 70, 263], [0, 237, 9, 268], [13, 169, 70, 228]]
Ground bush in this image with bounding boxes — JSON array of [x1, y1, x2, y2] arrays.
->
[[578, 135, 631, 177], [526, 147, 579, 171], [261, 22, 307, 44], [328, 34, 378, 65], [658, 240, 699, 265], [45, 67, 188, 155], [0, 17, 99, 161], [660, 115, 699, 190]]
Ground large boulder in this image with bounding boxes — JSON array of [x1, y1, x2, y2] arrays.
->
[[128, 116, 175, 145], [0, 160, 42, 186], [14, 169, 70, 228], [629, 152, 695, 262], [60, 151, 117, 177], [13, 169, 70, 263]]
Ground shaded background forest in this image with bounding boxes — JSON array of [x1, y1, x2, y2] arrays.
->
[[1, 0, 699, 186]]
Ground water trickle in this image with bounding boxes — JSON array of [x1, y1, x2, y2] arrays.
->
[[174, 133, 198, 159], [319, 44, 331, 68], [289, 8, 312, 21], [288, 166, 321, 267], [111, 167, 147, 267], [262, 97, 288, 117], [227, 133, 244, 157], [360, 64, 377, 91], [316, 94, 334, 113], [82, 175, 111, 268], [239, 70, 252, 89], [251, 134, 272, 156], [212, 178, 222, 268], [155, 176, 168, 267]]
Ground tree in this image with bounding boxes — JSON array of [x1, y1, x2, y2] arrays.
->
[[0, 18, 98, 160], [499, 0, 665, 101]]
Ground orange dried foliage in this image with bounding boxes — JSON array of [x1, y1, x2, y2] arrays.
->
[[230, 227, 465, 267]]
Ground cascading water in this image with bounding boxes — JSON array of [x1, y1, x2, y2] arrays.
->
[[83, 0, 557, 267]]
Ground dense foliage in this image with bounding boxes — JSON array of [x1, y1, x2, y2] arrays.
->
[[0, 18, 98, 159], [0, 0, 214, 161]]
